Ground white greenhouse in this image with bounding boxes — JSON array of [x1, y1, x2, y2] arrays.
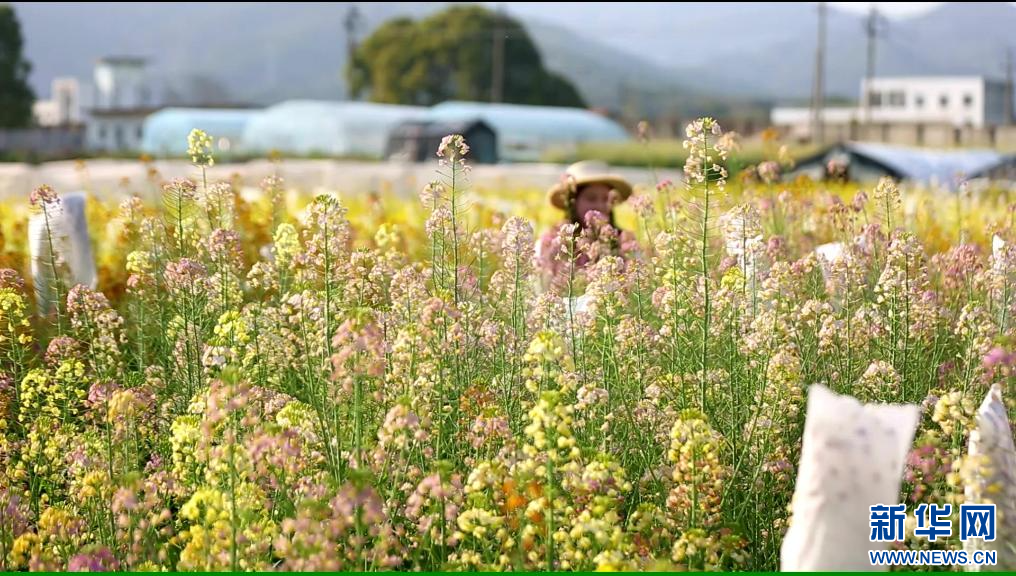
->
[[240, 101, 427, 158], [424, 101, 630, 162], [141, 108, 258, 157], [139, 100, 631, 162]]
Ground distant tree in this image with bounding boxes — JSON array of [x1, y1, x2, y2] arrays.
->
[[348, 6, 585, 108], [0, 4, 35, 128]]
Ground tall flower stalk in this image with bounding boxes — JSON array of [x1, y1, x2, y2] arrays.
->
[[682, 118, 731, 411]]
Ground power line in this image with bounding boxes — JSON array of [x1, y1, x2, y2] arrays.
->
[[344, 9, 363, 56], [1006, 47, 1014, 125], [491, 3, 506, 103], [344, 4, 363, 100], [863, 6, 888, 125], [811, 2, 826, 145]]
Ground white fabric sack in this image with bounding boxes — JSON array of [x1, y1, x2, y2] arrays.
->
[[814, 241, 845, 286], [781, 384, 920, 571], [556, 294, 591, 341], [993, 235, 1007, 273], [720, 208, 766, 290], [28, 191, 97, 314], [814, 230, 875, 285], [564, 294, 590, 316], [963, 384, 1016, 571]]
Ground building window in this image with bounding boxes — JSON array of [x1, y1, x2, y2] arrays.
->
[[915, 95, 925, 108], [97, 126, 106, 141], [136, 125, 143, 140], [888, 91, 905, 107], [963, 93, 974, 108], [868, 90, 882, 107], [115, 125, 124, 149], [940, 94, 949, 108]]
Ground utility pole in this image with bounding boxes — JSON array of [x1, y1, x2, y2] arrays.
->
[[491, 3, 506, 103], [619, 80, 636, 123], [811, 2, 827, 145], [1006, 47, 1014, 125], [863, 6, 886, 125], [344, 4, 363, 99]]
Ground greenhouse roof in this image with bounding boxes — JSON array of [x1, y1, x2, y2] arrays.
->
[[427, 100, 628, 142], [241, 100, 427, 157], [794, 141, 1004, 188], [846, 141, 1001, 184], [142, 108, 257, 156]]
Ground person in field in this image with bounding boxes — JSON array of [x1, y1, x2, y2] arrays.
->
[[536, 160, 638, 280]]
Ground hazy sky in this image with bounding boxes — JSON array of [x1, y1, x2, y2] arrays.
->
[[828, 3, 943, 16], [830, 3, 1016, 17]]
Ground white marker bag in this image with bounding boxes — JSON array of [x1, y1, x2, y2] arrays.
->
[[28, 190, 97, 314], [963, 384, 1016, 570], [781, 384, 920, 571]]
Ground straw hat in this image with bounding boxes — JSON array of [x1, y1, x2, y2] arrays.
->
[[547, 160, 633, 211]]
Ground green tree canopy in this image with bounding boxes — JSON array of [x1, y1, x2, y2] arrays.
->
[[0, 4, 35, 128], [348, 6, 585, 108]]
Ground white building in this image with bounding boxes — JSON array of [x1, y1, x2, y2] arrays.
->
[[87, 109, 153, 151], [93, 56, 150, 109], [772, 76, 1011, 140], [32, 101, 60, 127], [32, 77, 82, 127], [85, 57, 157, 152], [861, 76, 1007, 128]]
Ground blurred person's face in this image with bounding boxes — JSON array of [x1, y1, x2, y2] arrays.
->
[[574, 183, 612, 224]]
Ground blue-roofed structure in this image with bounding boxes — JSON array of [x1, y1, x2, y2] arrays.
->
[[141, 108, 257, 156], [240, 101, 426, 158], [792, 141, 1004, 188], [424, 101, 629, 162]]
